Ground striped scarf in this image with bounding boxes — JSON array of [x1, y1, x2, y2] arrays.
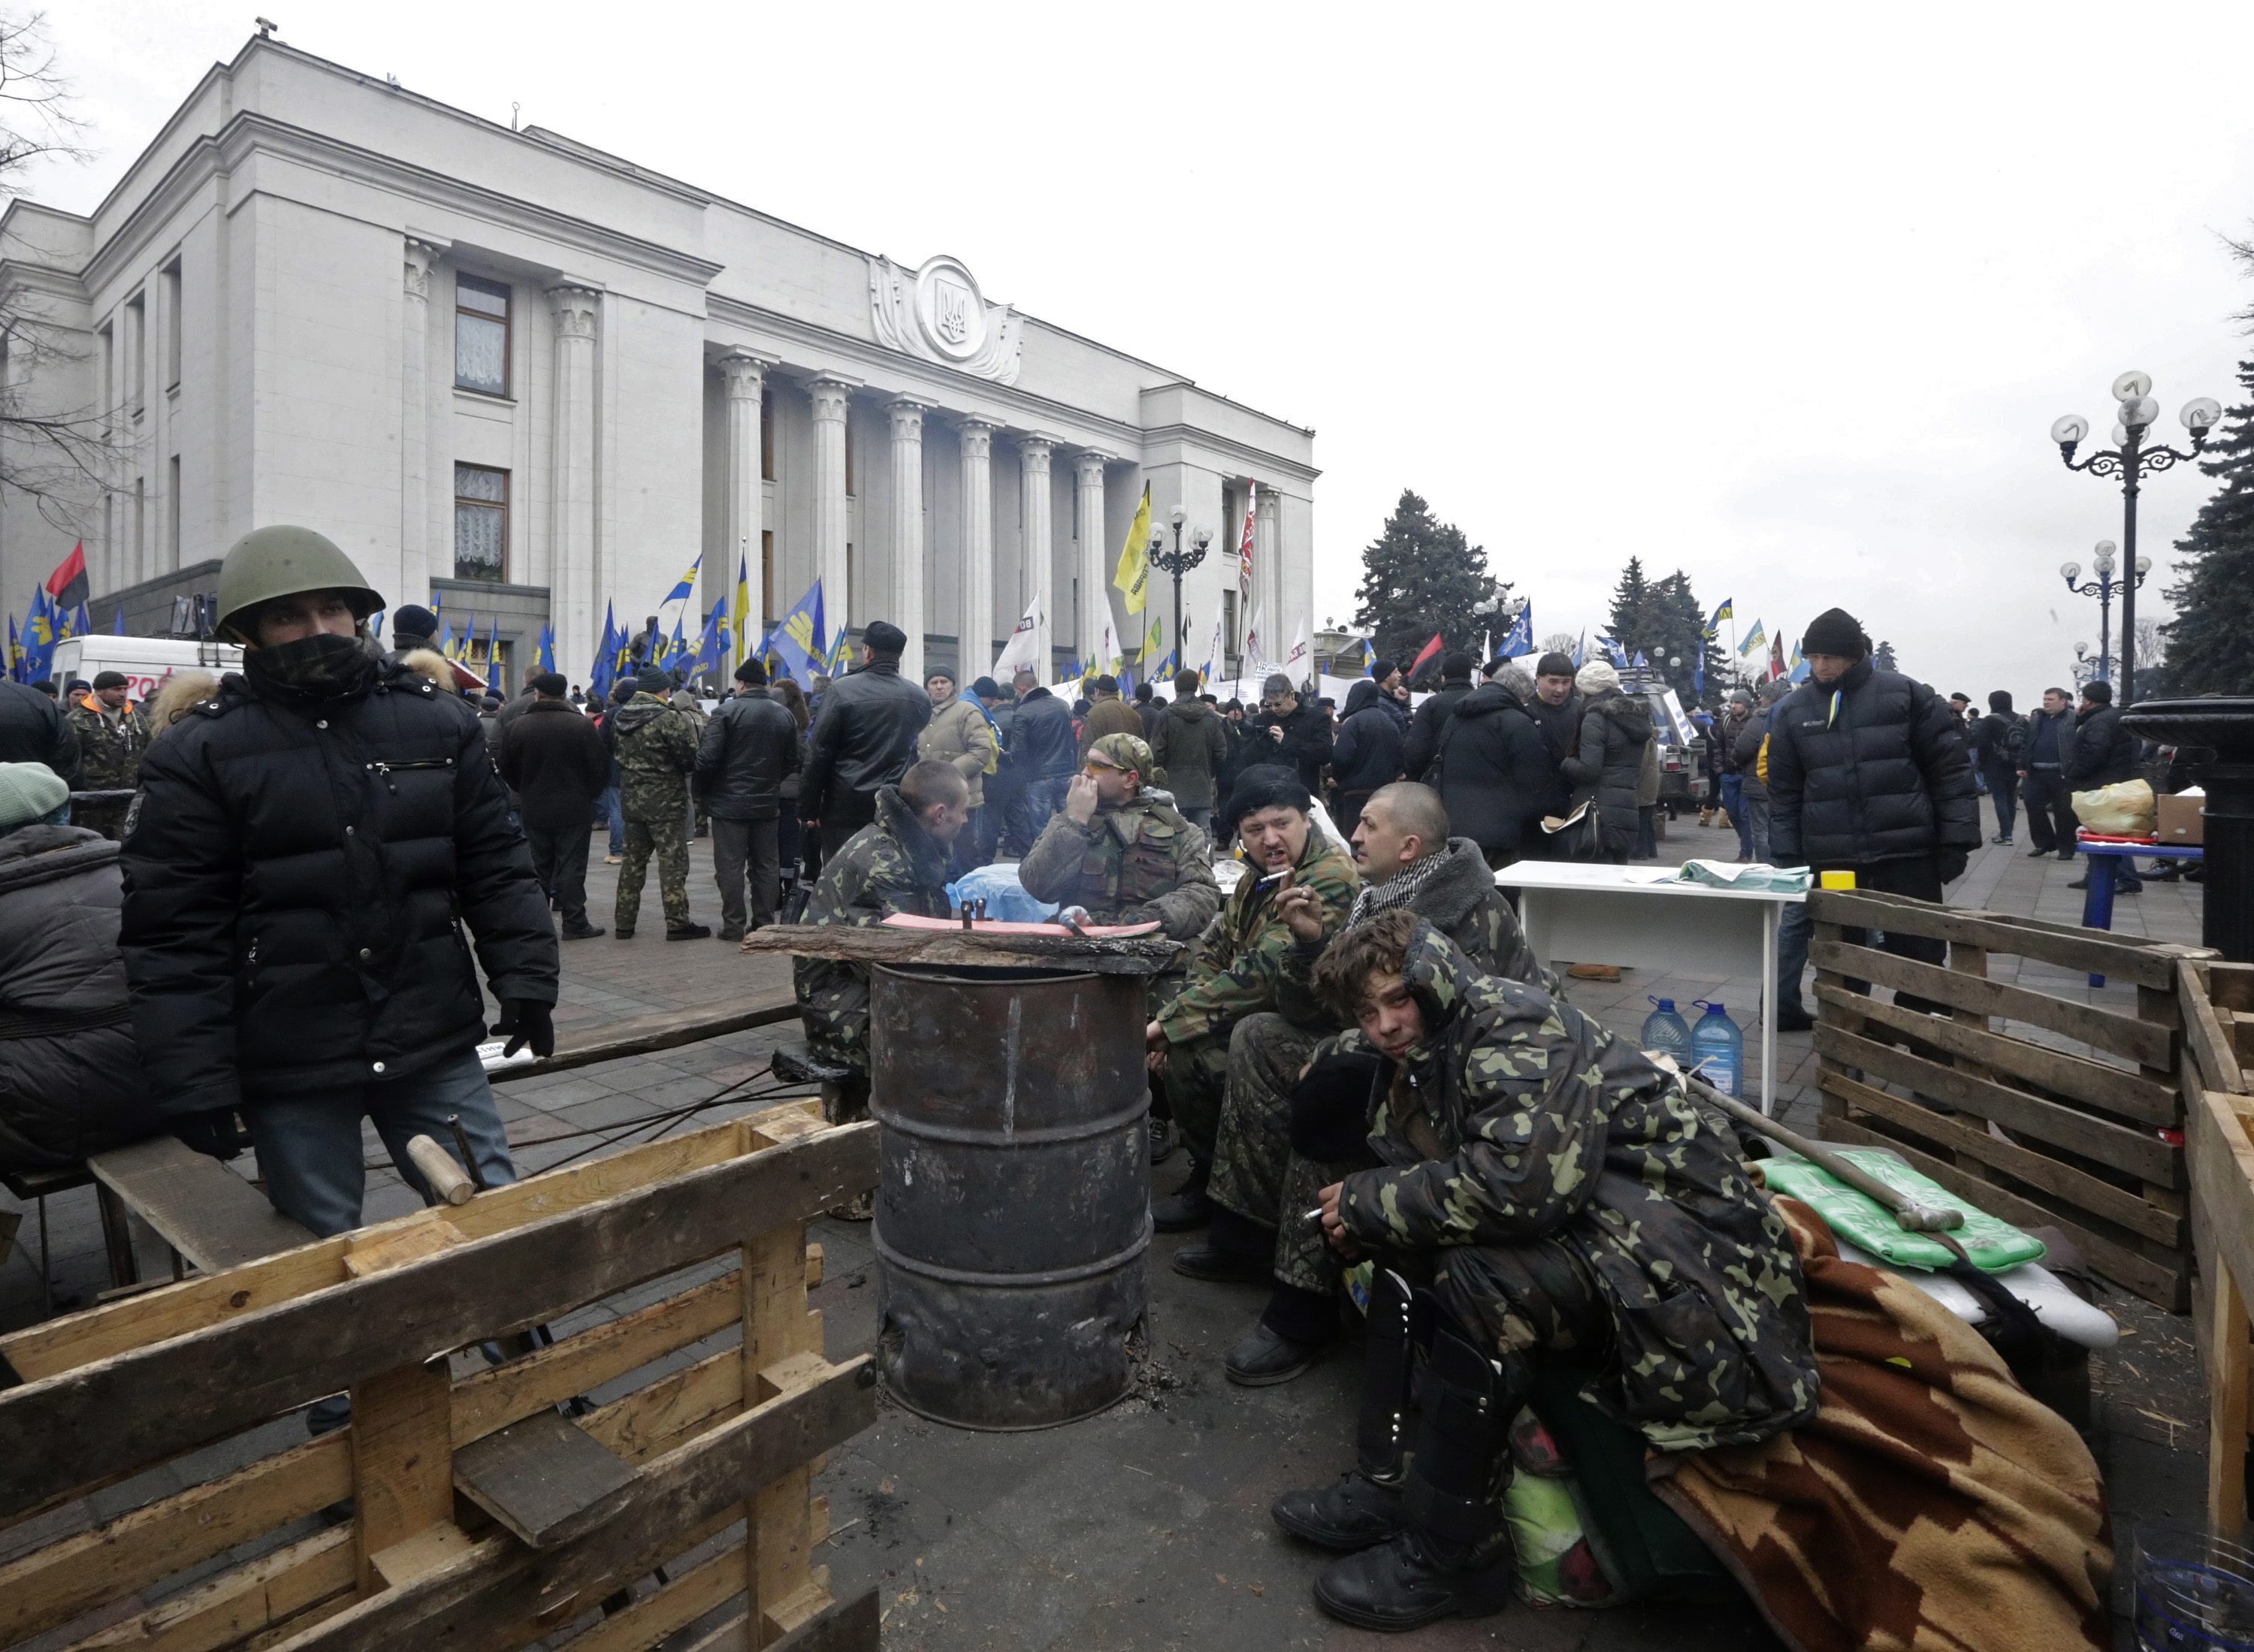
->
[[1349, 847, 1451, 926]]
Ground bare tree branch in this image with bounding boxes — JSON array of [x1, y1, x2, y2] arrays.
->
[[0, 12, 89, 193]]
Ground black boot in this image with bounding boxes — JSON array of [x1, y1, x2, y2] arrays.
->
[[1151, 1157, 1213, 1232], [1273, 1270, 1419, 1550], [1174, 1206, 1274, 1284], [1313, 1321, 1522, 1632], [1225, 1281, 1336, 1385]]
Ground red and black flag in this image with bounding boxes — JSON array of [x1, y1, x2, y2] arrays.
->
[[45, 542, 89, 612]]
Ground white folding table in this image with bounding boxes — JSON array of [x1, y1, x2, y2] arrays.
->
[[1496, 862, 1805, 1116]]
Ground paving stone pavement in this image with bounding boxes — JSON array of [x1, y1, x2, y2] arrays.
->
[[0, 808, 2211, 1648]]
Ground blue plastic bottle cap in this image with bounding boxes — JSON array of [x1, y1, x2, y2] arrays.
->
[[1705, 1003, 1725, 1016], [1650, 997, 1675, 1011]]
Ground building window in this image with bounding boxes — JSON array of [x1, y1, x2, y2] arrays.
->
[[761, 529, 775, 625], [760, 391, 774, 481], [454, 275, 510, 396], [168, 456, 181, 565], [125, 294, 146, 416], [844, 409, 854, 497], [454, 464, 509, 580], [97, 324, 113, 433], [162, 260, 183, 391], [1223, 590, 1238, 657]]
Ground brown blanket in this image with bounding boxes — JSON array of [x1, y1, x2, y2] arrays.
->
[[1652, 1196, 2110, 1652]]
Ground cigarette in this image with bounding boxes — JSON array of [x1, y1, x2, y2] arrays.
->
[[1255, 869, 1292, 887], [1302, 1207, 1325, 1222]]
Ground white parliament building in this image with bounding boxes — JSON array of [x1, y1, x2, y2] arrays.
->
[[0, 35, 1316, 689]]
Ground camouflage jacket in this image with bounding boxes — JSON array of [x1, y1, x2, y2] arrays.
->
[[65, 699, 150, 792], [1274, 835, 1554, 1027], [793, 785, 954, 1071], [1155, 829, 1358, 1044], [1017, 792, 1220, 940], [609, 693, 698, 814], [1331, 923, 1818, 1451]]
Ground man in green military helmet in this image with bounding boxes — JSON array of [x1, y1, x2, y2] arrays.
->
[[608, 671, 706, 940], [117, 526, 557, 1257]]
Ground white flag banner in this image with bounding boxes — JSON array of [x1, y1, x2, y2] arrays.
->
[[1099, 619, 1121, 675], [1283, 618, 1311, 678], [1243, 603, 1265, 674], [1204, 607, 1227, 683], [992, 595, 1044, 678]]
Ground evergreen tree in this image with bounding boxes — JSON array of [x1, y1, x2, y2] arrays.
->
[[1352, 489, 1502, 669], [2162, 355, 2254, 696], [1873, 639, 1899, 673], [1605, 557, 1654, 657]]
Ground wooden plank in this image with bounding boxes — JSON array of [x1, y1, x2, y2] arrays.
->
[[349, 1357, 455, 1593], [0, 1434, 349, 1645], [450, 1270, 741, 1448], [2213, 961, 2254, 1014], [1813, 1022, 2179, 1185], [1822, 1116, 2184, 1308], [2191, 1086, 2254, 1369], [0, 1122, 877, 1522], [68, 1528, 355, 1652], [342, 1216, 466, 1279], [561, 1536, 750, 1652], [85, 1138, 316, 1274], [1806, 888, 2179, 988], [2210, 1265, 2251, 1539], [453, 1410, 638, 1550], [1812, 981, 2179, 1127], [744, 1219, 823, 1645], [1810, 935, 2172, 1068], [684, 1588, 881, 1652], [238, 1355, 875, 1652], [1818, 1069, 2183, 1246], [580, 1346, 743, 1464], [489, 998, 798, 1085], [2183, 959, 2247, 1095], [734, 923, 1181, 975]]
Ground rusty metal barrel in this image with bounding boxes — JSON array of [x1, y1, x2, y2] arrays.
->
[[868, 964, 1150, 1430]]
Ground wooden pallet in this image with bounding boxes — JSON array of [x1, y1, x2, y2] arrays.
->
[[2186, 957, 2254, 1538], [0, 1100, 880, 1652], [1808, 887, 2209, 1310]]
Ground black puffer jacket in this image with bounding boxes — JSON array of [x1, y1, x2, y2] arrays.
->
[[1430, 681, 1561, 855], [1527, 690, 1582, 772], [2063, 703, 2139, 789], [1329, 681, 1405, 797], [0, 678, 81, 785], [799, 660, 931, 817], [695, 688, 802, 821], [0, 824, 161, 1170], [1973, 711, 2028, 773], [1246, 700, 1333, 793], [1403, 678, 1474, 780], [1009, 687, 1079, 779], [1562, 690, 1653, 835], [1766, 659, 1978, 866], [119, 652, 558, 1116]]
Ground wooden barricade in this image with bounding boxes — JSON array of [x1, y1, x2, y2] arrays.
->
[[1809, 888, 2206, 1311], [2186, 956, 2254, 1536], [0, 1100, 880, 1652]]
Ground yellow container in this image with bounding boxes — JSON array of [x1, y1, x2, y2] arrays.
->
[[1818, 871, 1857, 891]]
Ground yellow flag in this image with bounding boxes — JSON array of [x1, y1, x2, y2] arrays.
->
[[1144, 610, 1165, 661], [1112, 484, 1152, 615]]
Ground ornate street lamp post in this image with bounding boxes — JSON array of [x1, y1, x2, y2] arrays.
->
[[2050, 371, 2220, 703], [2058, 539, 2144, 685], [1147, 506, 1213, 667]]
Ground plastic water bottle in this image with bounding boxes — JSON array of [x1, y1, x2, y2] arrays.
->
[[1690, 1001, 1745, 1098], [1640, 997, 1692, 1067]]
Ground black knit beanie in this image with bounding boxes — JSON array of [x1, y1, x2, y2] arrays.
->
[[1800, 608, 1869, 657]]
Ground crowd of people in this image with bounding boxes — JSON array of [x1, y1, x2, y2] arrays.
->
[[0, 532, 2123, 1637]]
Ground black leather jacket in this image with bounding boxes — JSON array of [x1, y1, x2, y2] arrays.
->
[[696, 689, 803, 821], [1008, 687, 1080, 780], [799, 660, 931, 817]]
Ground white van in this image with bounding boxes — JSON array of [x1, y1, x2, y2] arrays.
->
[[47, 636, 244, 704]]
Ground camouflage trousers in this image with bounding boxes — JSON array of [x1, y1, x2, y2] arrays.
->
[[1415, 1240, 1608, 1366], [1205, 1012, 1368, 1294], [72, 799, 131, 843], [1160, 1025, 1234, 1166], [616, 808, 689, 932]]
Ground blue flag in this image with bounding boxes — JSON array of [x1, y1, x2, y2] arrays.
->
[[691, 596, 727, 678], [1500, 602, 1533, 657], [590, 602, 620, 700], [5, 612, 18, 681], [23, 589, 56, 682], [535, 624, 555, 675], [1573, 630, 1585, 669], [769, 579, 827, 683], [112, 606, 126, 636], [661, 557, 700, 609]]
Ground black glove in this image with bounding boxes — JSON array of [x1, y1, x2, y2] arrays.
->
[[173, 1107, 250, 1161], [1937, 848, 1969, 884], [495, 999, 556, 1059]]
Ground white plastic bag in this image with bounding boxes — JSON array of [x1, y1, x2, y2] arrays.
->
[[2070, 778, 2156, 836]]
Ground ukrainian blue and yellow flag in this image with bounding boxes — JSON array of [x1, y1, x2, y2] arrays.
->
[[1706, 598, 1733, 637], [732, 552, 753, 666], [661, 557, 699, 609], [770, 579, 828, 683], [1739, 620, 1766, 657]]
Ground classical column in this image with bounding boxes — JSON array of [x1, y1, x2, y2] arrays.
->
[[1075, 450, 1111, 666], [398, 239, 443, 610], [957, 416, 998, 681], [808, 374, 858, 642], [720, 352, 773, 653], [887, 396, 933, 684], [1256, 485, 1283, 657], [548, 285, 601, 675], [1020, 435, 1055, 678]]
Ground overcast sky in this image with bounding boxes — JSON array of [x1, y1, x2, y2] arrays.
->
[[26, 1, 2254, 695]]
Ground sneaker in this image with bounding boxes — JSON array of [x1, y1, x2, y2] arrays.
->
[[1565, 962, 1622, 983], [1149, 1116, 1176, 1164], [560, 922, 606, 940], [604, 854, 623, 865], [666, 922, 713, 941]]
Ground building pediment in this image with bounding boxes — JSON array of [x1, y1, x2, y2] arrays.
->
[[868, 254, 1022, 385]]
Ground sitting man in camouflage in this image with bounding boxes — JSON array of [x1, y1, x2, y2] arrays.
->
[[790, 759, 970, 1136], [1018, 732, 1219, 938], [66, 672, 150, 841], [609, 672, 707, 941], [1273, 909, 1818, 1633], [1183, 781, 1556, 1388], [1147, 763, 1358, 1234]]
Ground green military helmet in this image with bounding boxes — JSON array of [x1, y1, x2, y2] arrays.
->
[[215, 526, 386, 639]]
